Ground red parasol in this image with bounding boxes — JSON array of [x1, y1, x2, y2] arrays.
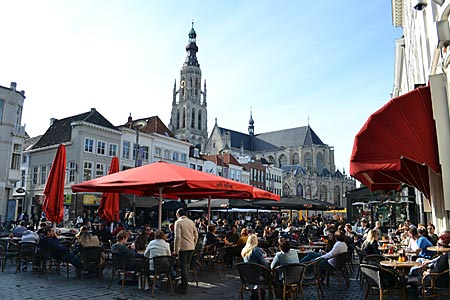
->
[[98, 157, 120, 223], [72, 161, 277, 228], [43, 144, 66, 224]]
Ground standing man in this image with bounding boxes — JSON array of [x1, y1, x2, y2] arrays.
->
[[174, 208, 198, 294]]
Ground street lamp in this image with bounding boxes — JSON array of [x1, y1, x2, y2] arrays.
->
[[219, 145, 230, 178], [131, 120, 147, 218], [133, 120, 147, 167]]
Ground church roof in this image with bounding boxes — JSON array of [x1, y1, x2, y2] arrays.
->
[[32, 108, 118, 149], [218, 125, 324, 152], [256, 126, 324, 148]]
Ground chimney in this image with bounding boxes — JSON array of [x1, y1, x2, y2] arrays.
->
[[10, 82, 17, 91], [50, 118, 57, 126], [90, 108, 96, 112], [128, 113, 132, 126]]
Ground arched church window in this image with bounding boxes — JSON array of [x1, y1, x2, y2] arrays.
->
[[316, 152, 324, 174], [293, 153, 299, 165], [319, 185, 327, 201], [297, 184, 303, 197], [268, 155, 275, 164], [191, 109, 195, 128], [176, 109, 180, 129], [304, 152, 312, 173], [305, 185, 311, 199], [198, 110, 202, 130], [182, 107, 186, 128], [333, 186, 340, 207], [278, 154, 287, 168], [195, 78, 199, 96]]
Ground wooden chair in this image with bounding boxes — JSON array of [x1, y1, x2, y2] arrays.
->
[[325, 252, 350, 288], [107, 252, 128, 292], [360, 263, 407, 300], [15, 242, 37, 273], [80, 246, 104, 280], [273, 263, 306, 300], [301, 258, 324, 300], [421, 268, 450, 299], [236, 262, 273, 300], [149, 255, 177, 297]]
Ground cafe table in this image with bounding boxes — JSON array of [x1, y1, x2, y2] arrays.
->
[[426, 246, 450, 253], [382, 253, 400, 260], [380, 260, 421, 274]]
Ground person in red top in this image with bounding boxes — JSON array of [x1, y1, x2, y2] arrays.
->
[[111, 222, 125, 236]]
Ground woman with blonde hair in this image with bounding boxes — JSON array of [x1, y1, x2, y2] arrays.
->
[[361, 229, 380, 255], [241, 234, 269, 268]]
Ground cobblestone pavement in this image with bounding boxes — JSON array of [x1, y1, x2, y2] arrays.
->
[[0, 260, 447, 300]]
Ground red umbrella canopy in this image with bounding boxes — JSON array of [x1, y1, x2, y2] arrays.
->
[[350, 86, 440, 199], [43, 144, 66, 224], [71, 161, 255, 196], [98, 157, 120, 223]]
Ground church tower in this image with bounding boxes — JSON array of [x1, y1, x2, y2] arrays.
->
[[169, 22, 208, 151]]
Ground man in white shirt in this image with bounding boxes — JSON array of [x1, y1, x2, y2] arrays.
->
[[300, 230, 348, 272]]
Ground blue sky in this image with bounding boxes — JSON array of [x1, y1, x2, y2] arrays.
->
[[0, 0, 402, 173]]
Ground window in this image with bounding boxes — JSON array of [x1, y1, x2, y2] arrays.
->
[[190, 163, 196, 169], [191, 109, 195, 128], [163, 150, 170, 159], [132, 143, 138, 161], [0, 99, 4, 122], [172, 152, 179, 161], [68, 161, 76, 183], [176, 109, 180, 129], [22, 153, 27, 164], [95, 163, 105, 178], [180, 153, 187, 162], [197, 165, 202, 171], [122, 141, 130, 159], [10, 143, 21, 170], [32, 166, 38, 185], [155, 147, 161, 157], [97, 140, 106, 155], [40, 165, 48, 185], [109, 143, 118, 157], [83, 161, 93, 181], [16, 105, 22, 126], [182, 108, 186, 128], [142, 146, 149, 161], [198, 110, 202, 130], [84, 138, 94, 153]]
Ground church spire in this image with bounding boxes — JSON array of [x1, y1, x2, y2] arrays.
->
[[185, 21, 199, 67], [248, 108, 254, 135]]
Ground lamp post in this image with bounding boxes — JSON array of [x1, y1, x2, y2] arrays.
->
[[131, 120, 147, 219]]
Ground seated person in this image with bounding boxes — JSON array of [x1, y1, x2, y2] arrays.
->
[[111, 222, 125, 237], [134, 225, 154, 251], [13, 221, 27, 237], [143, 230, 177, 287], [94, 223, 112, 244], [271, 238, 299, 269], [110, 230, 142, 272], [203, 225, 221, 248], [225, 225, 240, 244], [361, 229, 380, 255], [76, 225, 102, 248], [21, 226, 40, 244], [415, 228, 436, 259], [300, 230, 348, 272], [236, 228, 249, 256], [241, 234, 269, 268], [41, 227, 81, 274]]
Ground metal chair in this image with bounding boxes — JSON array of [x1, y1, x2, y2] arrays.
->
[[80, 246, 104, 280], [236, 262, 273, 300], [273, 263, 306, 300], [15, 242, 37, 273], [0, 240, 19, 272]]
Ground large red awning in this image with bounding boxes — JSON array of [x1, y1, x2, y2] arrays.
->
[[350, 86, 440, 199]]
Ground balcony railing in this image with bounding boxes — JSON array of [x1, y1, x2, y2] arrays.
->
[[13, 124, 26, 136]]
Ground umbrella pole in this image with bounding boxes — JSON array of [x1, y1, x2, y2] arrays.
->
[[208, 196, 211, 225], [158, 187, 163, 230]]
